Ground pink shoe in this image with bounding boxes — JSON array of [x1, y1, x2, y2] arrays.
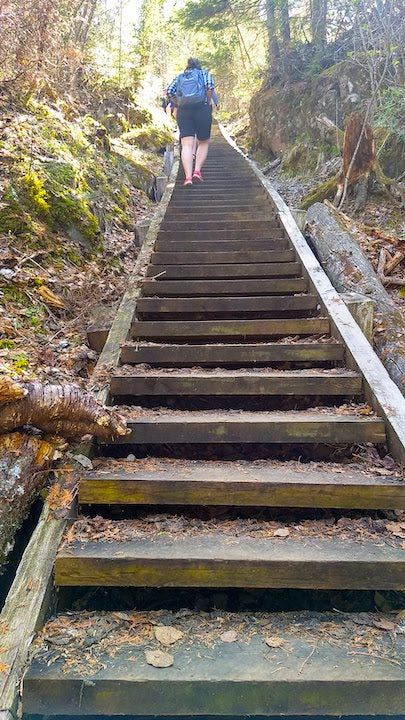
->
[[192, 171, 203, 183], [183, 178, 193, 187]]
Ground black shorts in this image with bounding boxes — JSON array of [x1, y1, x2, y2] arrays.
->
[[177, 102, 212, 141]]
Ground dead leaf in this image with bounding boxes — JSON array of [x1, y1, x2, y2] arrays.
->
[[360, 404, 372, 415], [0, 662, 10, 674], [396, 609, 405, 620], [265, 636, 286, 648], [154, 626, 184, 646], [273, 528, 290, 538], [373, 618, 396, 631], [38, 285, 64, 309], [220, 630, 238, 643], [386, 522, 405, 539], [144, 649, 173, 668]]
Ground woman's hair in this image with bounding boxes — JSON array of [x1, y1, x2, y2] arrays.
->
[[186, 57, 201, 70]]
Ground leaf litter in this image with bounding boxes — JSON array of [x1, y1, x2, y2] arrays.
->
[[30, 609, 405, 678]]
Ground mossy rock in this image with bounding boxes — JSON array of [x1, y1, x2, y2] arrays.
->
[[282, 143, 318, 176], [127, 105, 152, 127], [101, 114, 129, 137], [122, 124, 172, 153]]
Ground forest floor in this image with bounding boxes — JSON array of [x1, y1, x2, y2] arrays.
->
[[0, 92, 171, 387]]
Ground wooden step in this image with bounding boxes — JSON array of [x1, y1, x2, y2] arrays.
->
[[157, 229, 286, 241], [130, 318, 329, 340], [54, 529, 401, 588], [160, 221, 275, 232], [79, 459, 405, 508], [110, 369, 362, 398], [165, 204, 268, 215], [162, 212, 273, 222], [25, 610, 405, 716], [145, 263, 302, 279], [136, 295, 318, 315], [141, 278, 308, 296], [154, 239, 288, 252], [108, 410, 386, 446], [150, 251, 294, 266], [120, 341, 344, 366], [169, 197, 268, 207]]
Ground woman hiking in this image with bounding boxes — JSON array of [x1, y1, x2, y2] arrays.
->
[[166, 57, 215, 187]]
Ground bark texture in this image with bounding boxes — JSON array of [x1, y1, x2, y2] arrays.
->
[[0, 380, 129, 439], [306, 203, 405, 392], [0, 432, 56, 570]]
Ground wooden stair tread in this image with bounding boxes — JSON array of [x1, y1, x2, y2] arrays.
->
[[141, 279, 308, 296], [108, 410, 386, 445], [119, 341, 344, 366], [136, 295, 318, 314], [79, 459, 405, 508], [145, 263, 302, 279], [24, 610, 405, 715], [150, 250, 294, 265], [154, 240, 288, 251], [130, 318, 329, 339], [54, 527, 404, 589], [110, 369, 362, 396]]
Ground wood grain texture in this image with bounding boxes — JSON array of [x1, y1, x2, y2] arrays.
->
[[110, 370, 362, 397], [119, 342, 344, 366], [55, 535, 404, 589], [140, 278, 308, 296], [109, 411, 386, 446], [130, 318, 329, 340], [79, 462, 405, 509]]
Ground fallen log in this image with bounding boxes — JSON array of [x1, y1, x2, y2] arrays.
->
[[0, 379, 128, 439], [0, 432, 57, 570], [306, 203, 405, 393]]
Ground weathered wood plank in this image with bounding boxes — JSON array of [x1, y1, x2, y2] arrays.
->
[[150, 251, 295, 265], [140, 278, 308, 296], [154, 239, 287, 252], [158, 229, 284, 241], [136, 295, 317, 314], [145, 263, 302, 279], [79, 461, 405, 509], [54, 535, 402, 589], [24, 610, 405, 716], [110, 370, 362, 397], [130, 318, 329, 340], [119, 341, 344, 366], [108, 411, 385, 446]]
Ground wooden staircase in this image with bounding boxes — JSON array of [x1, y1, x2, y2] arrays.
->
[[22, 131, 405, 716]]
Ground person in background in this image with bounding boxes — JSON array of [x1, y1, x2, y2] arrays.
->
[[166, 57, 215, 187]]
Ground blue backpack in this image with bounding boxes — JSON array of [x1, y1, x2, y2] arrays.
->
[[176, 68, 206, 106]]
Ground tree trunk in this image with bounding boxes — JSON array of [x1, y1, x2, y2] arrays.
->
[[0, 379, 128, 439], [279, 0, 291, 48], [265, 0, 280, 68], [311, 0, 327, 48], [334, 111, 376, 211], [0, 433, 56, 570], [306, 203, 405, 392], [300, 111, 405, 210]]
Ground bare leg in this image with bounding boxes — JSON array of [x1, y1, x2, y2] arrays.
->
[[192, 135, 197, 158], [181, 136, 194, 179], [194, 140, 209, 173]]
